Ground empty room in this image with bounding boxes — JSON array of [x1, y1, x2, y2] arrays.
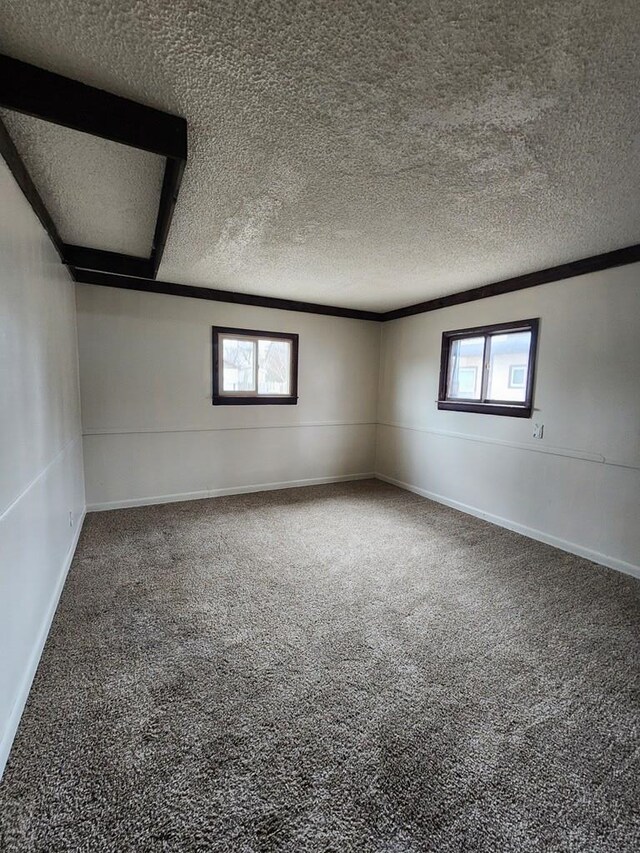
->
[[1, 1, 639, 850]]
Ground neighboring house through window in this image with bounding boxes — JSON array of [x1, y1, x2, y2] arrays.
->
[[437, 318, 539, 417], [508, 364, 527, 389], [212, 327, 299, 405]]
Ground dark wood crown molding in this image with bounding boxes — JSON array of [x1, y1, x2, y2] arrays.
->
[[381, 244, 640, 321], [71, 240, 640, 323], [72, 269, 382, 321]]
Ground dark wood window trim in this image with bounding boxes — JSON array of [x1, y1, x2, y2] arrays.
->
[[437, 318, 539, 418], [212, 326, 299, 406]]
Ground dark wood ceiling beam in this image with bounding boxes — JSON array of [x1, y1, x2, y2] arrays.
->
[[150, 156, 186, 275], [0, 115, 66, 261], [0, 54, 186, 160], [1, 55, 638, 320], [61, 245, 154, 278], [0, 53, 187, 282]]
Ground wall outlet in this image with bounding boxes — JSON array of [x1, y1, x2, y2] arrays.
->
[[69, 511, 74, 527], [533, 423, 544, 440]]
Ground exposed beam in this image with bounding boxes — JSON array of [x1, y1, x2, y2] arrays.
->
[[61, 245, 154, 278], [0, 53, 187, 160], [150, 156, 186, 275], [0, 115, 65, 260], [1, 57, 636, 321], [0, 53, 187, 282], [72, 269, 383, 322], [381, 244, 640, 321]]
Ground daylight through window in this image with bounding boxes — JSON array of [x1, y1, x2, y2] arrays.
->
[[212, 327, 298, 405], [438, 319, 539, 417]]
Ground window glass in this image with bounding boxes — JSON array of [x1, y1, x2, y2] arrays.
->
[[258, 339, 291, 395], [486, 331, 531, 403], [447, 336, 484, 400], [222, 337, 255, 392]]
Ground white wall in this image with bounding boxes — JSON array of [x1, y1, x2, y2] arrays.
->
[[78, 268, 640, 575], [0, 160, 85, 775], [376, 264, 640, 576], [76, 285, 380, 509]]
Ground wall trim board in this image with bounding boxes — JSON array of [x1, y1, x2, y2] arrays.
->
[[375, 473, 640, 581], [82, 421, 377, 436], [87, 472, 376, 511], [83, 421, 639, 471], [377, 421, 640, 471], [0, 507, 86, 779], [382, 244, 640, 320]]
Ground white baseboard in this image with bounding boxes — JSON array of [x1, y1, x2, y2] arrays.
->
[[87, 473, 376, 512], [0, 508, 86, 780], [375, 473, 640, 581]]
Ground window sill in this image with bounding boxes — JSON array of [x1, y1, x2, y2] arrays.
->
[[437, 401, 532, 418], [212, 396, 299, 406]]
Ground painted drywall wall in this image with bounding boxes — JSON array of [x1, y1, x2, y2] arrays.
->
[[376, 263, 640, 576], [0, 159, 85, 776], [76, 285, 380, 509]]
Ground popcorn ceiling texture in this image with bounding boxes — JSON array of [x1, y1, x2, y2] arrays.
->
[[0, 0, 639, 310]]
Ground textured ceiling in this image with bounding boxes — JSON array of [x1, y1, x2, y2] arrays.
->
[[1, 0, 639, 311], [1, 111, 165, 256]]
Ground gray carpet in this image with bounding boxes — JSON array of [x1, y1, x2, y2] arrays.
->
[[1, 480, 638, 852]]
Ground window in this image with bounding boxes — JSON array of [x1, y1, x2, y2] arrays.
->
[[438, 318, 539, 417], [212, 327, 298, 405], [456, 365, 478, 398], [508, 364, 527, 389]]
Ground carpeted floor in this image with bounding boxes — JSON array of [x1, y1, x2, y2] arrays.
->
[[0, 480, 638, 852]]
